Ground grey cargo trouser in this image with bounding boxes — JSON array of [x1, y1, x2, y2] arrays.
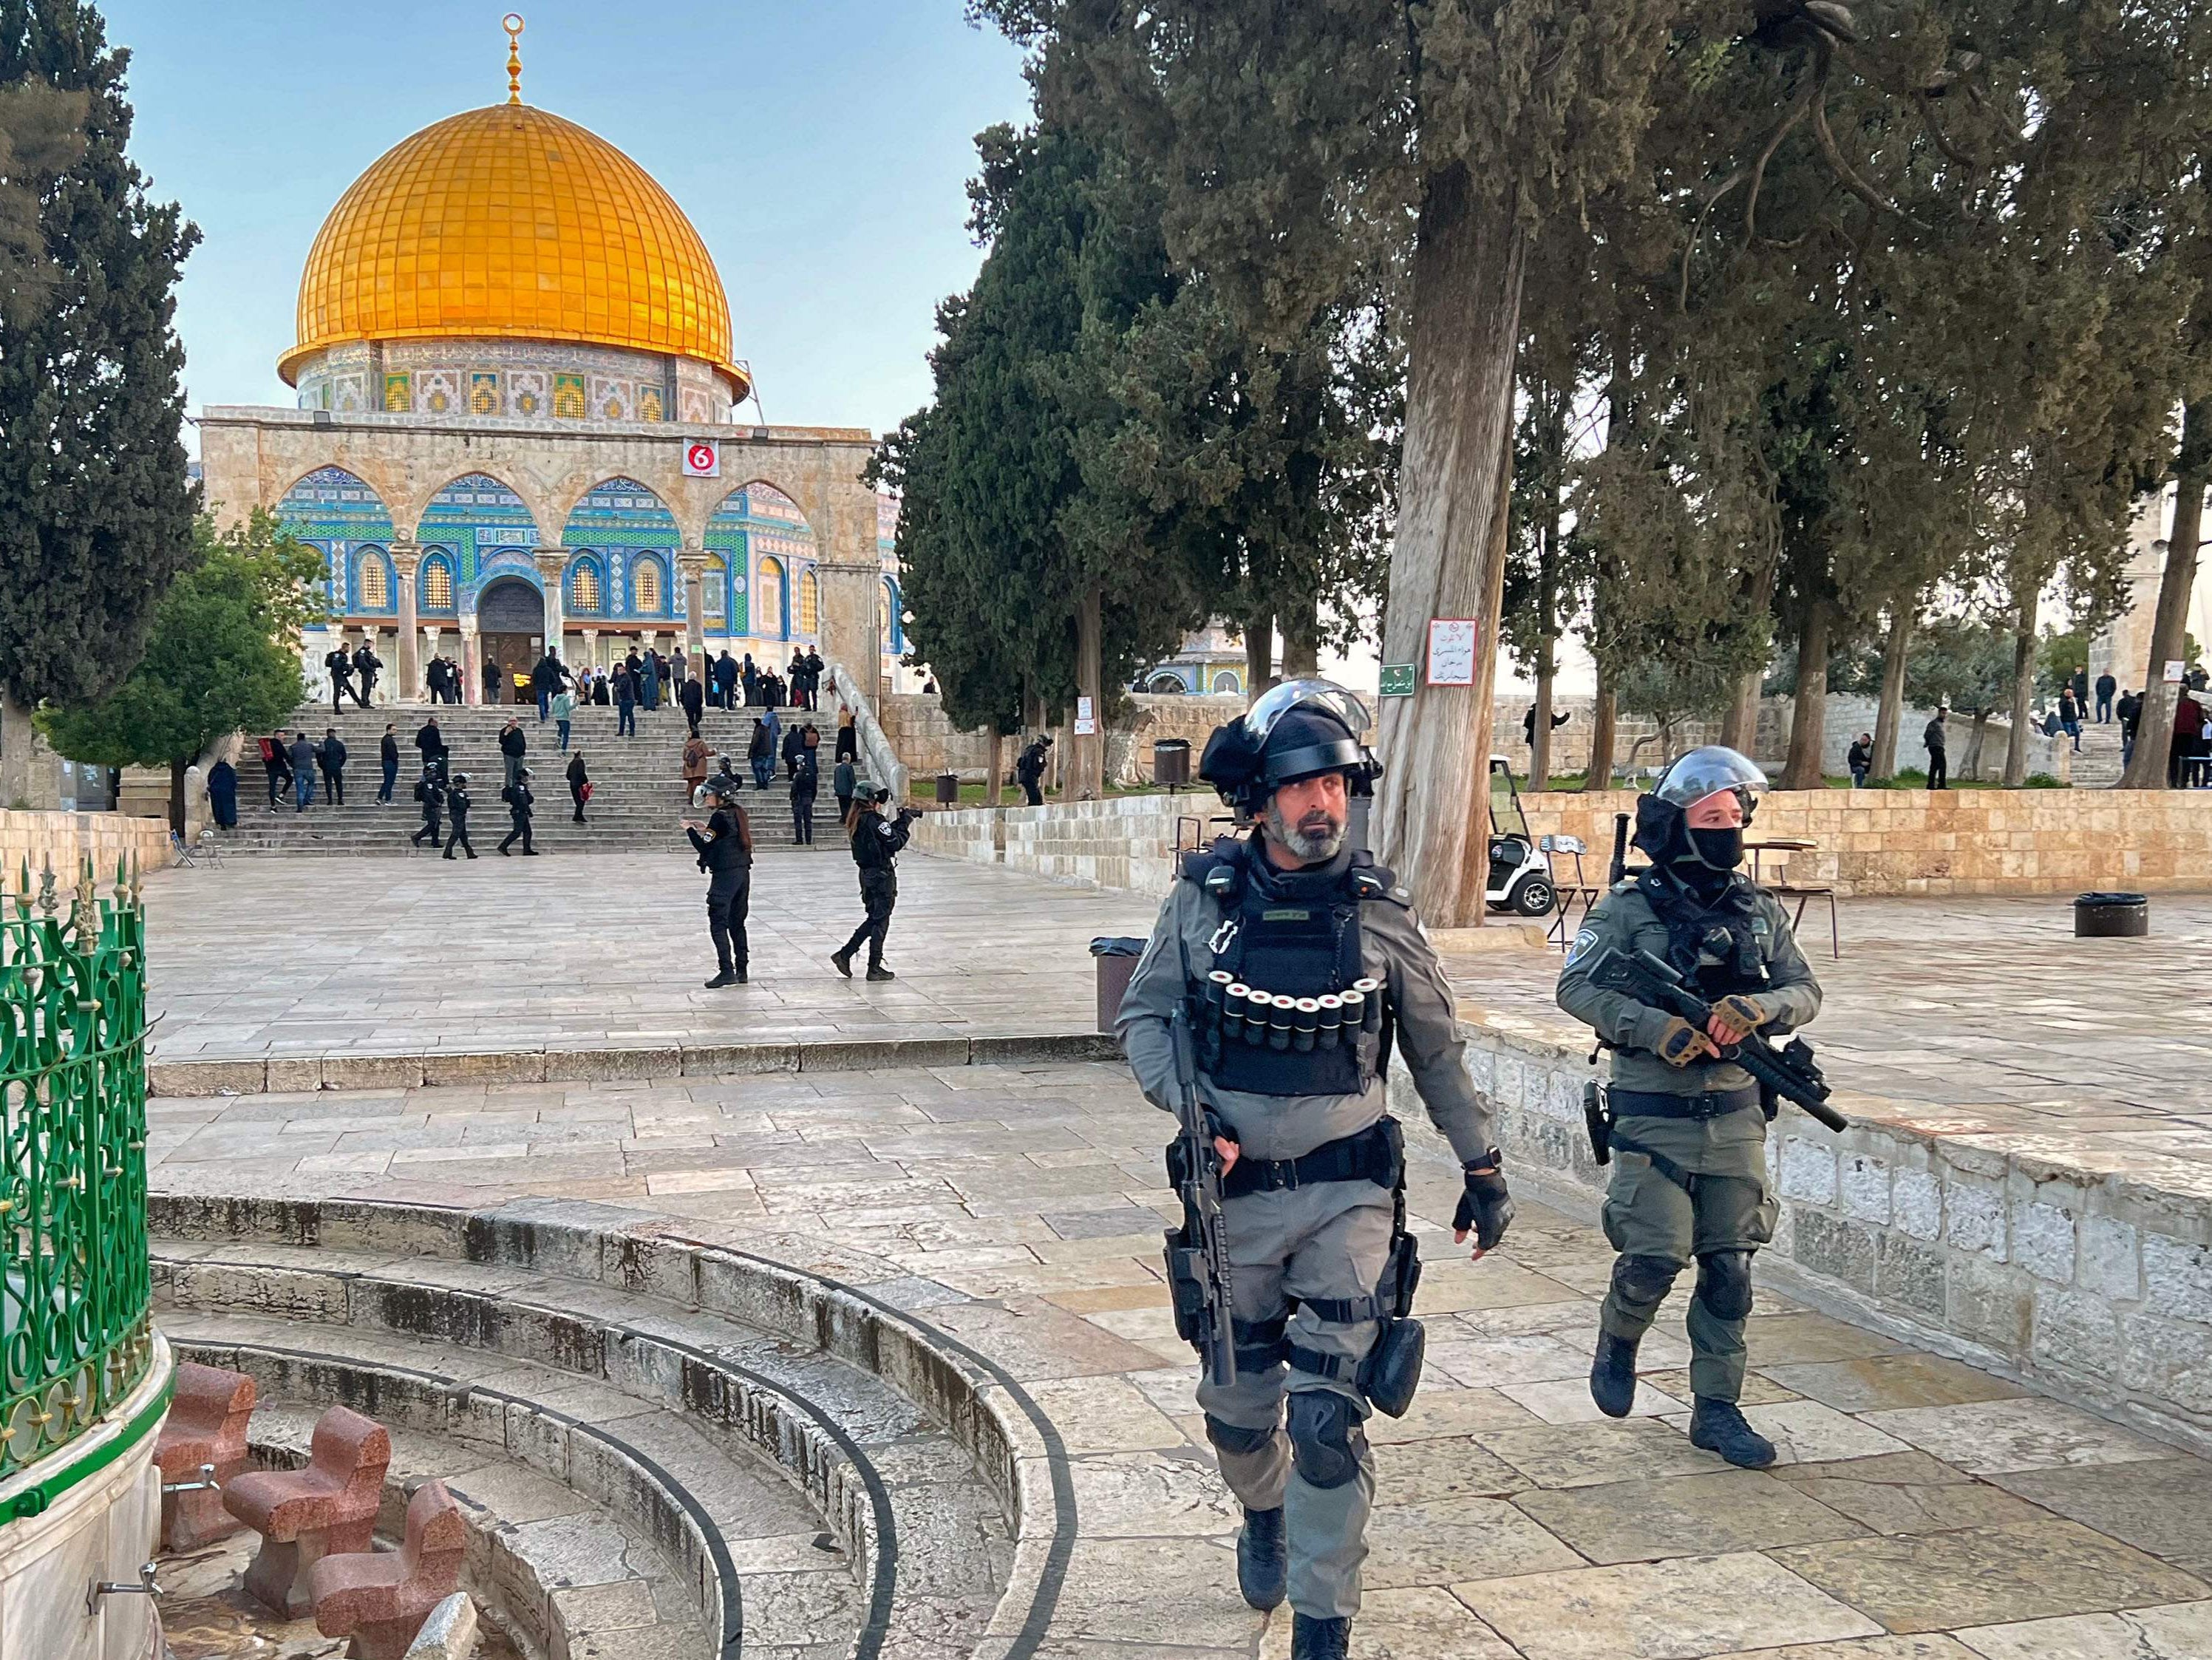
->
[[1198, 1176, 1393, 1621]]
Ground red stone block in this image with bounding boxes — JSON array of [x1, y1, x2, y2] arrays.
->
[[222, 1404, 391, 1619], [154, 1361, 256, 1551], [309, 1480, 469, 1660]]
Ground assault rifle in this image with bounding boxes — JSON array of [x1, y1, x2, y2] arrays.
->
[[1585, 945, 1850, 1135], [1163, 996, 1239, 1388]]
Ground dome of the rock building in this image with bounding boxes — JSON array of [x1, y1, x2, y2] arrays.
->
[[280, 100, 743, 402]]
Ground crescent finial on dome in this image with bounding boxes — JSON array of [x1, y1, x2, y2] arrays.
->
[[503, 13, 524, 104]]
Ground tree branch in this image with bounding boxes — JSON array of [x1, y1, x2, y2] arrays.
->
[[1678, 170, 1748, 314], [1811, 92, 1925, 229], [1743, 65, 1825, 248], [1916, 89, 1979, 172]]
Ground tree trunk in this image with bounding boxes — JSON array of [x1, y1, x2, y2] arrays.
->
[[1242, 613, 1273, 702], [1280, 595, 1320, 679], [1074, 585, 1104, 800], [1962, 711, 1990, 781], [2121, 396, 2209, 789], [1871, 607, 1912, 778], [2002, 590, 2038, 787], [0, 689, 36, 810], [168, 755, 188, 837], [1530, 471, 1560, 789], [1584, 664, 1617, 792], [1779, 597, 1831, 791], [1372, 163, 1527, 925], [986, 730, 1004, 807], [1718, 669, 1761, 754], [1531, 636, 1556, 791]]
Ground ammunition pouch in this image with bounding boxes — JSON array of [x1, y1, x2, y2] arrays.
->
[[1359, 1316, 1426, 1419], [1162, 1223, 1211, 1350], [1584, 1078, 1613, 1166]]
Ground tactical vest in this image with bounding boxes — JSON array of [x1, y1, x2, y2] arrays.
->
[[1182, 837, 1396, 1097]]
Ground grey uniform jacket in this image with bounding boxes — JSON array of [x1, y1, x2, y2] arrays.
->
[[1116, 871, 1495, 1165], [1556, 879, 1821, 1095]]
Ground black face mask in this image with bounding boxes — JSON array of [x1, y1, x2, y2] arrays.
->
[[1687, 826, 1744, 871]]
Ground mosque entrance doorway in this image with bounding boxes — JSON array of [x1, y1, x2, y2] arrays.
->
[[477, 578, 545, 704]]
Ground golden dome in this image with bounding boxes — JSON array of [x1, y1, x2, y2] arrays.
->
[[282, 101, 743, 397]]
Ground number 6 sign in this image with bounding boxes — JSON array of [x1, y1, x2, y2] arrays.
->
[[682, 440, 720, 478]]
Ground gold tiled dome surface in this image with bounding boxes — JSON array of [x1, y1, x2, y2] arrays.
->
[[282, 102, 742, 394]]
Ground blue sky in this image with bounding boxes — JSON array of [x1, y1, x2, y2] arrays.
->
[[100, 1, 1035, 447]]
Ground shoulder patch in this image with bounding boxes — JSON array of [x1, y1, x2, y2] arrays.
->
[[1565, 927, 1600, 965]]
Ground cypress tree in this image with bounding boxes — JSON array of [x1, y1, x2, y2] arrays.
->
[[0, 0, 197, 805]]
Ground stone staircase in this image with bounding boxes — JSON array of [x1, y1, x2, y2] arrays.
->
[[224, 701, 847, 854], [2067, 710, 2127, 787]]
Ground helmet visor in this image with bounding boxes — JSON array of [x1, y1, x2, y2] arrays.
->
[[1653, 745, 1768, 809], [1242, 678, 1374, 748]]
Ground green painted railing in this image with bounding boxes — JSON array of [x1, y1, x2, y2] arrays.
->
[[0, 857, 152, 1486]]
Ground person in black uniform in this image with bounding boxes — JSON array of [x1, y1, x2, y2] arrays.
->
[[443, 772, 478, 860], [409, 768, 445, 850], [500, 767, 538, 854], [352, 640, 380, 707], [324, 644, 354, 714], [790, 751, 818, 846], [1015, 735, 1052, 806], [831, 787, 917, 981], [415, 717, 448, 783], [687, 780, 754, 987], [378, 724, 400, 805]]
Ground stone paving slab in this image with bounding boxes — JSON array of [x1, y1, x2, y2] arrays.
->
[[146, 1058, 2212, 1656]]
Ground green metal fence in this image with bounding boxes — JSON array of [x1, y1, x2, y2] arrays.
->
[[0, 857, 152, 1482]]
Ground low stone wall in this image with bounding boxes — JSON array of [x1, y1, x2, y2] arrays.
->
[[908, 795, 1189, 897], [0, 809, 174, 880], [1520, 787, 2212, 896], [1402, 1006, 2212, 1457], [881, 693, 1242, 787]]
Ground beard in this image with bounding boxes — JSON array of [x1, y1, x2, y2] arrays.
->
[[1265, 795, 1347, 863]]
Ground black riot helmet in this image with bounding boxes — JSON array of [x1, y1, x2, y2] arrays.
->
[[1199, 678, 1381, 812], [1632, 745, 1766, 874]]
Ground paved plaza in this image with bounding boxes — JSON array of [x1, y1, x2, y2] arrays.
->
[[133, 851, 2212, 1658]]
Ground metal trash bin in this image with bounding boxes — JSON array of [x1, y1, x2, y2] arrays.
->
[[935, 772, 960, 806], [1090, 936, 1147, 1033], [1154, 738, 1191, 788], [2074, 892, 2148, 937]]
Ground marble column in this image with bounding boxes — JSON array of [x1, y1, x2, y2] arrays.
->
[[679, 548, 707, 659], [582, 627, 599, 673], [459, 619, 480, 705], [423, 625, 443, 700], [532, 548, 568, 666], [391, 542, 421, 702]]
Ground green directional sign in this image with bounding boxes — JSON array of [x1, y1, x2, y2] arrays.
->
[[1378, 663, 1417, 697]]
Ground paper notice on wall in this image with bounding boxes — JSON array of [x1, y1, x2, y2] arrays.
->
[[1426, 619, 1479, 687], [1074, 695, 1097, 735], [2165, 659, 2187, 683]]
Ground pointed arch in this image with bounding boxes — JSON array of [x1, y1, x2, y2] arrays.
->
[[798, 568, 820, 636], [757, 556, 788, 642], [418, 472, 542, 596], [707, 480, 816, 643], [563, 477, 679, 621], [275, 467, 395, 616], [567, 555, 607, 616]]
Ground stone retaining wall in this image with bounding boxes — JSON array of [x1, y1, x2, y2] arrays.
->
[[1520, 787, 2212, 896], [1401, 1007, 2212, 1457], [0, 809, 174, 880], [913, 787, 2212, 899]]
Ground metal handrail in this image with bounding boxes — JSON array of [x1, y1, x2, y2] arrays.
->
[[0, 856, 154, 1484]]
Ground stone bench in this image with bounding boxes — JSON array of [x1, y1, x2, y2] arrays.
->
[[154, 1360, 255, 1551], [310, 1480, 469, 1660], [224, 1404, 390, 1617]]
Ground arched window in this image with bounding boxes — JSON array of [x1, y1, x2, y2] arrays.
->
[[420, 556, 454, 611], [798, 568, 820, 634], [756, 557, 785, 639], [1148, 671, 1187, 694], [704, 556, 726, 618], [1212, 670, 1243, 695], [570, 559, 602, 614], [355, 551, 389, 610], [633, 557, 663, 613]]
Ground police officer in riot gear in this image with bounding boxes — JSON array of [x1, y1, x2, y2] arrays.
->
[[1117, 680, 1512, 1660], [1556, 746, 1822, 1469]]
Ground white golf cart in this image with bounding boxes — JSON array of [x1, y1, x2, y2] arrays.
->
[[1485, 756, 1558, 916]]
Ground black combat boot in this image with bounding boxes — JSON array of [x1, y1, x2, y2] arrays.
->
[[1689, 1397, 1776, 1468], [1589, 1330, 1640, 1418], [1235, 1506, 1285, 1610], [1291, 1613, 1351, 1659]]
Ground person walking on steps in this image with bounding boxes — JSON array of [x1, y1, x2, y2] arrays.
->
[[287, 732, 317, 812], [566, 751, 590, 824], [832, 756, 857, 828], [353, 639, 381, 708], [1114, 679, 1510, 1660], [259, 732, 290, 812], [410, 768, 445, 850], [500, 768, 539, 854], [831, 787, 919, 982], [683, 731, 712, 804], [1556, 746, 1823, 1474], [500, 718, 528, 790], [415, 715, 448, 783], [552, 687, 576, 752], [834, 706, 858, 763], [532, 649, 568, 722], [442, 773, 478, 859], [790, 750, 818, 846], [615, 661, 638, 738], [324, 643, 355, 714], [687, 779, 754, 987], [679, 668, 704, 735], [378, 724, 399, 805], [319, 727, 347, 806], [207, 756, 238, 831]]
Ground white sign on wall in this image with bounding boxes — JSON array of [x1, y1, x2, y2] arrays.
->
[[1426, 619, 1479, 687], [2165, 659, 2187, 684], [1074, 695, 1097, 736], [682, 440, 721, 478]]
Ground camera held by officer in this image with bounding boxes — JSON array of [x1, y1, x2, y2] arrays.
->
[[1113, 678, 1512, 1660]]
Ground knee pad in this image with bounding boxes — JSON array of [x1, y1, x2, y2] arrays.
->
[[1204, 1415, 1276, 1458], [1287, 1391, 1367, 1491], [1611, 1253, 1682, 1306], [1695, 1249, 1756, 1321]]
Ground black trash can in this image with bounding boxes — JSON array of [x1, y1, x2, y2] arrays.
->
[[935, 772, 960, 805], [1154, 738, 1191, 788], [1090, 936, 1148, 1033], [2074, 892, 2148, 938]]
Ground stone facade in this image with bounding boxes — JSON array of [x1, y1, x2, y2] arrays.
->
[[0, 809, 174, 879], [1418, 1005, 2212, 1457], [909, 793, 1194, 897]]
